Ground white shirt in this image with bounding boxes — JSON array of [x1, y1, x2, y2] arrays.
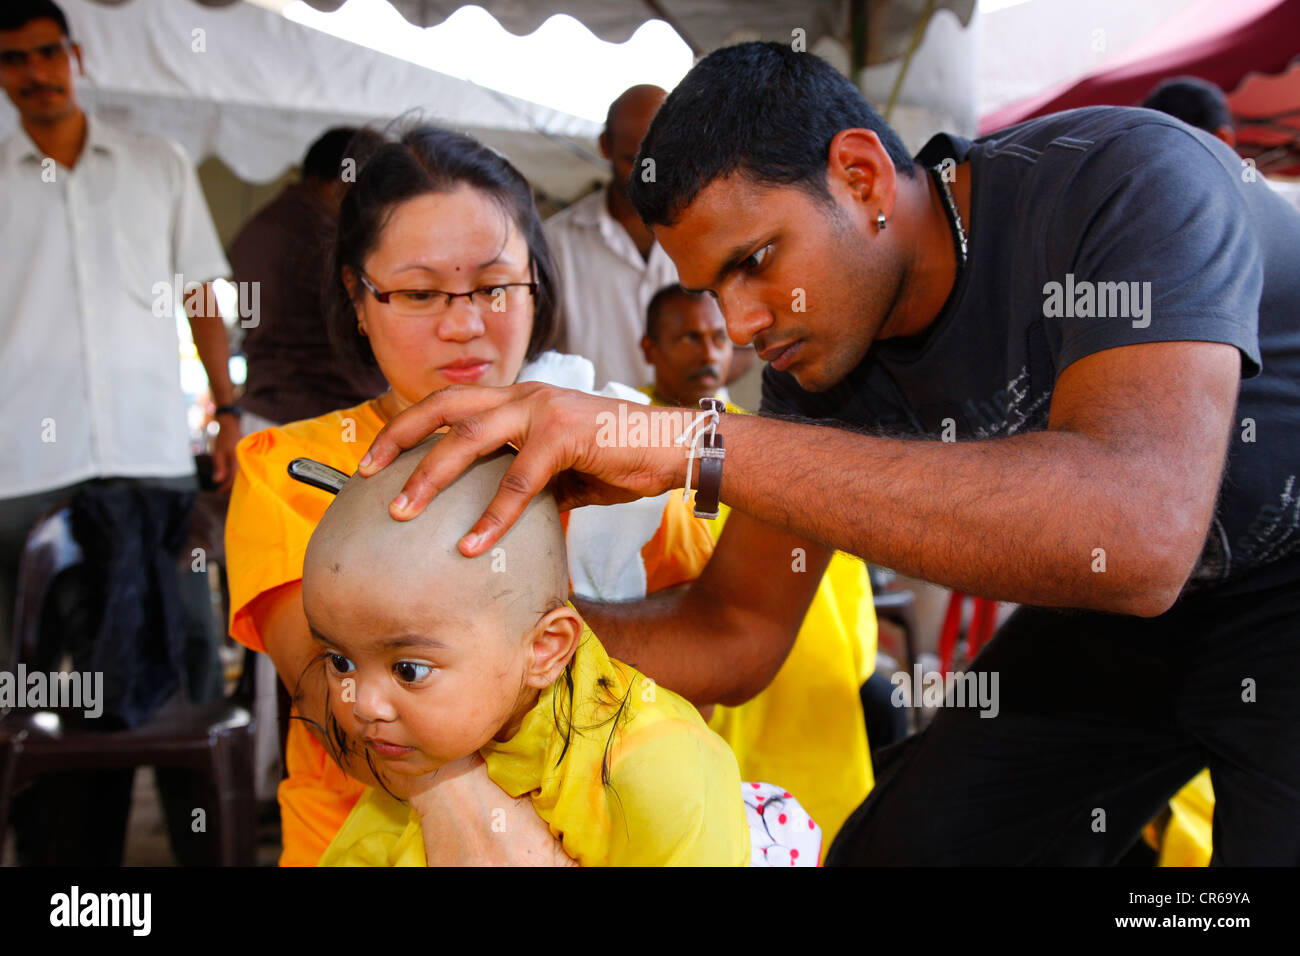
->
[[543, 188, 678, 391], [0, 117, 229, 498]]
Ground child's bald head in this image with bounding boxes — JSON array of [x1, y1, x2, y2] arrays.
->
[[303, 437, 568, 640]]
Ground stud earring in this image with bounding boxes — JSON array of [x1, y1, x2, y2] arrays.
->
[[876, 212, 887, 230]]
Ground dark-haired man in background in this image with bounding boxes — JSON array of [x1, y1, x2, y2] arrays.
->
[[230, 127, 388, 432], [1141, 75, 1238, 147], [639, 283, 734, 409], [360, 42, 1300, 865], [0, 0, 237, 864]]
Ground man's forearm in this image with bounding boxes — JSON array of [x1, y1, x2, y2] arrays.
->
[[188, 286, 235, 406], [573, 586, 726, 702], [573, 509, 826, 708], [712, 414, 1203, 616]]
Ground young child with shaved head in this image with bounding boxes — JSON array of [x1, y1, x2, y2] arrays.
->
[[300, 436, 751, 866]]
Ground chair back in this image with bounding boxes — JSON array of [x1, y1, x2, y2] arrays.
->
[[9, 504, 82, 672]]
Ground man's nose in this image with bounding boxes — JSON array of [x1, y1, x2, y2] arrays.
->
[[719, 292, 771, 349], [435, 299, 487, 342], [26, 54, 61, 86]]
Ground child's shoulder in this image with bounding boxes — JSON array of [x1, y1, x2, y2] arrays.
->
[[578, 629, 736, 776], [578, 632, 748, 865], [580, 629, 703, 728]]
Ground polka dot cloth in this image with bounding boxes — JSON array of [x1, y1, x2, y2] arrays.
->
[[743, 782, 821, 867]]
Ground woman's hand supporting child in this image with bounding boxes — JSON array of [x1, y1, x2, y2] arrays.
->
[[407, 753, 578, 866]]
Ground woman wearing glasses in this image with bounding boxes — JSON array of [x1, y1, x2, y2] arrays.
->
[[225, 126, 602, 865]]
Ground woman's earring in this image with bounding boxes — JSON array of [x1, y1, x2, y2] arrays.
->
[[876, 212, 887, 231]]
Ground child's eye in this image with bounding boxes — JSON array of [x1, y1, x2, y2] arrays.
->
[[393, 661, 433, 684], [326, 653, 355, 675]]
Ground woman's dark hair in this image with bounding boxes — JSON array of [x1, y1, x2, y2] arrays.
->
[[629, 41, 916, 227], [324, 124, 559, 373]]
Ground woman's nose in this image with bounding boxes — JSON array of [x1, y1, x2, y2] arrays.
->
[[435, 299, 487, 342]]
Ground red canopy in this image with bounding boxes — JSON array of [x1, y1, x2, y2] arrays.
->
[[980, 0, 1300, 175]]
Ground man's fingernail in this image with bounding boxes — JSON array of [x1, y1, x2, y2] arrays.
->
[[392, 493, 408, 513], [462, 532, 482, 552], [359, 452, 373, 470]]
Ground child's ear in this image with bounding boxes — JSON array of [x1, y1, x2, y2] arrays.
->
[[523, 605, 583, 688]]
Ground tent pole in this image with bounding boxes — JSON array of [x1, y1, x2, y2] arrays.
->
[[883, 0, 936, 120]]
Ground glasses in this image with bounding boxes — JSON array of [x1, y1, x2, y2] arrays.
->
[[357, 271, 537, 318], [0, 39, 73, 70]]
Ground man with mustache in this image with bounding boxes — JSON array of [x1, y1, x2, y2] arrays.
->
[[0, 0, 236, 864], [360, 42, 1300, 865], [639, 283, 734, 410]]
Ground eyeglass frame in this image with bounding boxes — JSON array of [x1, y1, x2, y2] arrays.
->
[[356, 267, 538, 316]]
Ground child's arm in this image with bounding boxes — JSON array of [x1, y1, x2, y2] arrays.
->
[[407, 754, 578, 867]]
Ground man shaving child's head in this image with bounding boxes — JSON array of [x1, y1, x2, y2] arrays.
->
[[301, 437, 581, 786]]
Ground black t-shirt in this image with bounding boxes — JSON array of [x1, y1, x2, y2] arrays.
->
[[761, 107, 1300, 600]]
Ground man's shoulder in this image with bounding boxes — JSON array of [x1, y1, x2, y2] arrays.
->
[[962, 107, 1231, 186], [92, 117, 190, 168], [230, 186, 310, 251], [973, 106, 1199, 154], [0, 126, 35, 172], [543, 187, 604, 235]]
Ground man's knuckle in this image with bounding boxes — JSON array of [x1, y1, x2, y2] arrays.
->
[[449, 416, 484, 442], [498, 468, 533, 496]]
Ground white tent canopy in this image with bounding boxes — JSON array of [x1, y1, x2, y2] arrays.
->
[[2, 0, 604, 199], [90, 0, 975, 64], [249, 0, 975, 65]]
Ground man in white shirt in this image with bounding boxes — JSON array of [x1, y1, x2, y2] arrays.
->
[[0, 0, 241, 865], [545, 84, 753, 391], [0, 0, 239, 648]]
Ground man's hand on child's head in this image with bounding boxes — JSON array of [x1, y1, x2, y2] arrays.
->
[[357, 382, 688, 556]]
